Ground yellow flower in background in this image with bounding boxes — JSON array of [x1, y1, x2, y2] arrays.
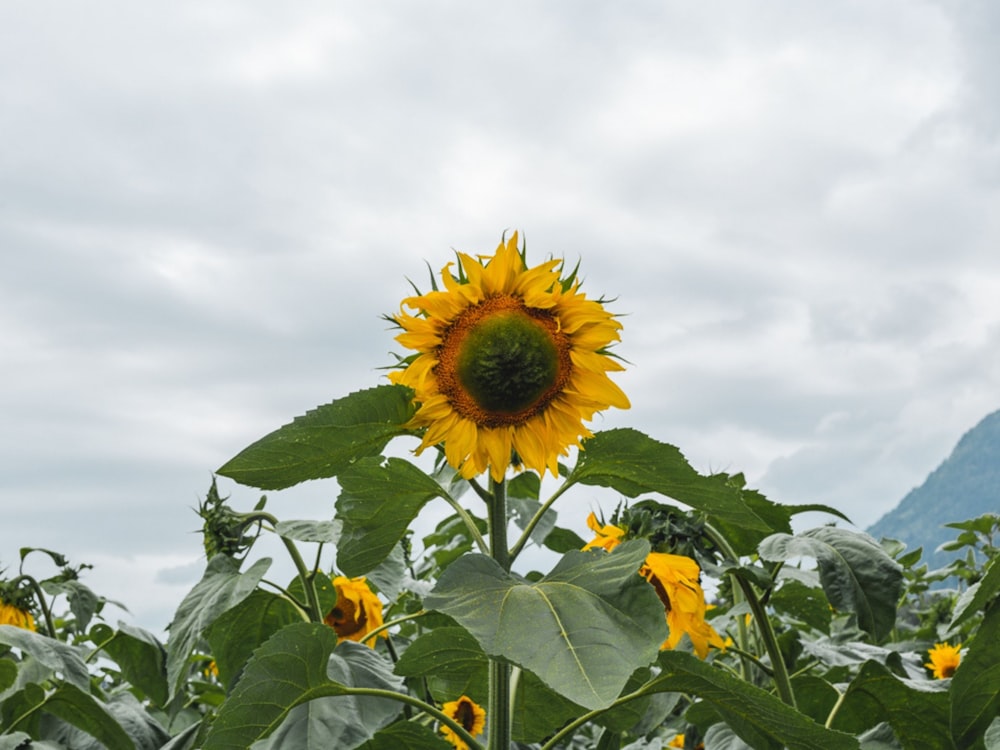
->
[[440, 695, 486, 750], [324, 576, 386, 648], [642, 552, 726, 658], [668, 734, 704, 749], [583, 516, 725, 659], [925, 642, 961, 679], [389, 233, 629, 482], [582, 512, 625, 552], [0, 601, 36, 632]]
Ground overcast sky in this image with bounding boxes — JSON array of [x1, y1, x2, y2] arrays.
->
[[3, 1, 999, 632]]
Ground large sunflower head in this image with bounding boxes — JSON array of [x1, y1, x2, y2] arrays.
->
[[389, 233, 629, 482]]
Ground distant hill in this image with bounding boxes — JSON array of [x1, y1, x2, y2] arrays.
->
[[867, 409, 1000, 571]]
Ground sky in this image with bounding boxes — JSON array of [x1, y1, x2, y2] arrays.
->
[[3, 1, 1000, 633]]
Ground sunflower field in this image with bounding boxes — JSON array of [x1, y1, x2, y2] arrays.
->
[[2, 236, 999, 750]]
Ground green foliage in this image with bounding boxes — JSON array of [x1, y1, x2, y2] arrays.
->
[[6, 371, 1000, 749], [217, 385, 416, 490], [425, 541, 665, 710], [759, 527, 904, 642]]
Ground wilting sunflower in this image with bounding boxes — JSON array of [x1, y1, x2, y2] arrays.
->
[[324, 576, 386, 648], [584, 513, 725, 659], [440, 695, 486, 750], [0, 600, 36, 632], [389, 233, 629, 482], [925, 642, 961, 679]]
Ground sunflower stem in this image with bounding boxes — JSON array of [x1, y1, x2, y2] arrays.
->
[[487, 476, 512, 749]]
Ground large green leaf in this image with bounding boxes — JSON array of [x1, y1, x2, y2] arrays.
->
[[205, 589, 302, 692], [203, 623, 404, 750], [951, 599, 1000, 748], [758, 527, 903, 641], [6, 682, 135, 750], [651, 651, 858, 750], [46, 692, 169, 750], [571, 429, 773, 535], [424, 540, 665, 710], [91, 622, 168, 706], [336, 457, 446, 577], [393, 626, 489, 704], [165, 555, 271, 702], [356, 722, 452, 749], [217, 385, 416, 490], [0, 625, 91, 691], [833, 660, 953, 749], [950, 555, 1000, 630]]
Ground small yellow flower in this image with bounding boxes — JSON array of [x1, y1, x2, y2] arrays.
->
[[925, 642, 961, 679], [203, 659, 219, 680], [440, 695, 486, 750], [390, 233, 629, 482], [324, 576, 386, 648], [583, 516, 725, 659], [668, 734, 704, 749], [582, 512, 625, 552], [0, 601, 36, 632]]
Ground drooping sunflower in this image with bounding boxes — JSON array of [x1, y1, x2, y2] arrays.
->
[[0, 600, 36, 632], [324, 576, 386, 648], [389, 233, 629, 482], [925, 642, 961, 679], [583, 512, 725, 659], [439, 695, 486, 750]]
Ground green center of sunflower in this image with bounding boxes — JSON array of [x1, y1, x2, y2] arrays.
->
[[437, 295, 572, 428], [456, 311, 558, 414]]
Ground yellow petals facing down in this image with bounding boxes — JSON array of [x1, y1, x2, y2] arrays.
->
[[0, 601, 36, 632], [925, 642, 961, 679], [583, 518, 725, 659], [324, 576, 386, 648], [440, 695, 486, 750], [389, 233, 629, 482]]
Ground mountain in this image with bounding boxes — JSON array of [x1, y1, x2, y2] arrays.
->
[[867, 409, 1000, 571]]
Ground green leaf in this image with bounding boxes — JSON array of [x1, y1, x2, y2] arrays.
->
[[571, 429, 774, 537], [205, 590, 302, 692], [47, 692, 169, 750], [511, 669, 586, 742], [273, 519, 342, 544], [833, 659, 953, 749], [165, 555, 272, 702], [393, 627, 488, 704], [543, 526, 588, 553], [772, 579, 833, 634], [0, 659, 18, 693], [0, 625, 91, 691], [424, 540, 665, 710], [951, 555, 1000, 630], [217, 385, 416, 490], [985, 717, 1000, 750], [91, 622, 168, 706], [22, 683, 134, 750], [336, 457, 445, 577], [365, 544, 407, 601], [203, 623, 404, 750], [356, 722, 452, 749], [951, 599, 1000, 748], [0, 682, 45, 735], [651, 651, 858, 750], [41, 579, 100, 632], [758, 527, 903, 641]]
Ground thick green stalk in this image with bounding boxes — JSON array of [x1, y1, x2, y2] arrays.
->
[[487, 476, 512, 749]]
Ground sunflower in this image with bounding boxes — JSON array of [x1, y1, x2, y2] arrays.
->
[[389, 233, 629, 482], [324, 576, 386, 648], [440, 695, 486, 750], [925, 642, 961, 679], [583, 513, 725, 659], [0, 600, 36, 632]]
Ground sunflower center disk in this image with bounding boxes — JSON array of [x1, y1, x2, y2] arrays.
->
[[456, 311, 559, 415]]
